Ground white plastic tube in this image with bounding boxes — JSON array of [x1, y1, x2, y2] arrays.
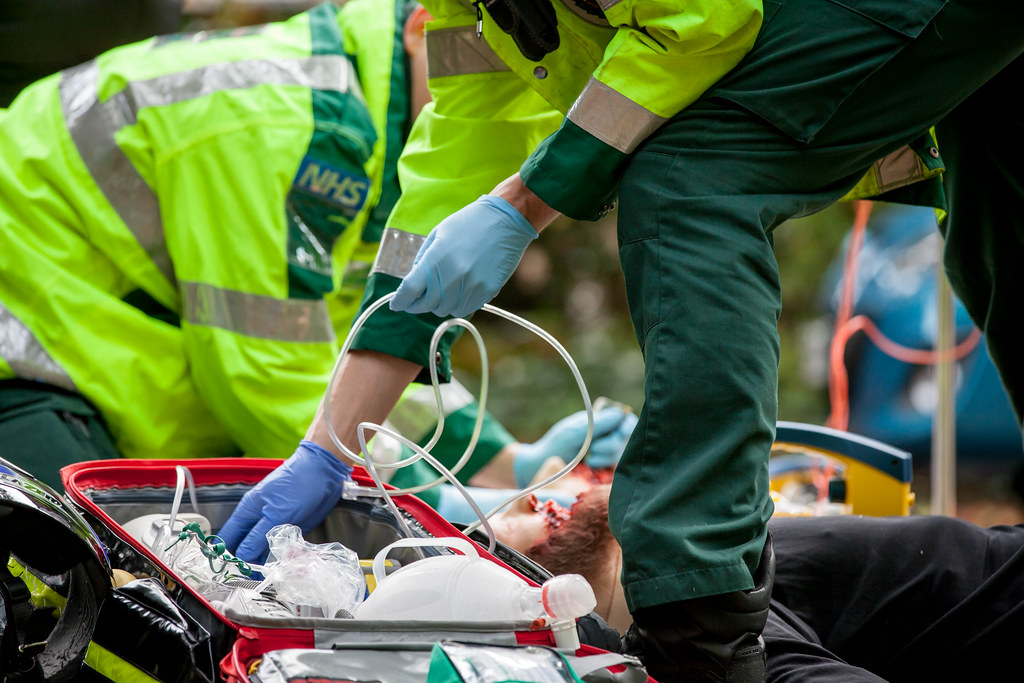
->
[[323, 294, 595, 553]]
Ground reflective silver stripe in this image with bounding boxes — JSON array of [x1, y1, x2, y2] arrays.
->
[[181, 281, 335, 343], [595, 0, 624, 10], [0, 304, 76, 391], [371, 228, 427, 278], [154, 24, 269, 47], [60, 55, 357, 288], [389, 378, 476, 439], [426, 26, 511, 78], [567, 77, 667, 154], [112, 56, 355, 123], [60, 62, 175, 286]]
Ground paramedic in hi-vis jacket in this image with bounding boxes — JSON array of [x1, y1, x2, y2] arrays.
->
[[0, 0, 421, 487], [222, 0, 1024, 678], [0, 0, 633, 519]]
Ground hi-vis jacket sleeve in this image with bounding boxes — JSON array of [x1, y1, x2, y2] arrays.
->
[[149, 5, 379, 460], [348, 8, 563, 379], [163, 113, 376, 458], [163, 102, 372, 460], [521, 0, 763, 220], [328, 0, 413, 337]]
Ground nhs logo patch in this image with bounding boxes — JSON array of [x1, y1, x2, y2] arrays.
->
[[293, 157, 370, 211]]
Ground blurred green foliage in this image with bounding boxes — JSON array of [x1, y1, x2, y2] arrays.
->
[[451, 203, 858, 441]]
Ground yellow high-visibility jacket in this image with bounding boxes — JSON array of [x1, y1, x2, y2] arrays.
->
[[0, 0, 410, 460]]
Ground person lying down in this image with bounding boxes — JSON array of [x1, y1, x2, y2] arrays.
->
[[487, 484, 1024, 682]]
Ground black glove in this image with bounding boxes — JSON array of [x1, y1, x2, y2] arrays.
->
[[478, 0, 559, 62]]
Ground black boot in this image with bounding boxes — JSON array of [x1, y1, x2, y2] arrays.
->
[[621, 534, 775, 683]]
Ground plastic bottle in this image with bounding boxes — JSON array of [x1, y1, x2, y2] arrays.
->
[[353, 537, 596, 649]]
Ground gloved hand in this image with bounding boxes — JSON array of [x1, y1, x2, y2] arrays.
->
[[390, 195, 538, 318], [586, 411, 638, 469], [514, 406, 633, 487], [217, 440, 353, 564]]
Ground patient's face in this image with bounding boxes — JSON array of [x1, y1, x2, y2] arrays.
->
[[499, 485, 624, 632], [488, 494, 570, 554], [524, 485, 615, 579], [488, 484, 615, 570]]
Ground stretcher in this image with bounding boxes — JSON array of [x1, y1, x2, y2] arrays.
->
[[61, 458, 645, 683]]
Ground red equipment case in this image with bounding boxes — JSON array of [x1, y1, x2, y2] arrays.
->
[[62, 458, 640, 683]]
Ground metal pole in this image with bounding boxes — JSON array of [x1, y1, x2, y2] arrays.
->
[[931, 236, 957, 516]]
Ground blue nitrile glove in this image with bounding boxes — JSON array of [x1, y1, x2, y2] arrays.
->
[[586, 411, 638, 469], [390, 195, 538, 318], [217, 440, 353, 564], [436, 484, 579, 525], [513, 407, 629, 487]]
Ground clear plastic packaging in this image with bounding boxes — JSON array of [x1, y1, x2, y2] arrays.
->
[[162, 522, 255, 596], [212, 581, 302, 620], [256, 524, 366, 618], [163, 522, 365, 619]]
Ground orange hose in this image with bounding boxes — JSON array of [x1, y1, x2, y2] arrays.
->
[[823, 202, 982, 431], [825, 201, 872, 431]]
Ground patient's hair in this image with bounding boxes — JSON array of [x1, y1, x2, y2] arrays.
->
[[526, 485, 614, 581]]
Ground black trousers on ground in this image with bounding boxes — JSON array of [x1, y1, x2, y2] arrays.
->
[[766, 515, 1024, 681]]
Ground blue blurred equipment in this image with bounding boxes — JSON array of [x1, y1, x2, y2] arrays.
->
[[820, 205, 1020, 463]]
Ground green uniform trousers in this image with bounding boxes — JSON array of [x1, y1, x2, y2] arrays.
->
[[0, 380, 120, 490], [936, 58, 1024, 427], [610, 0, 1024, 610]]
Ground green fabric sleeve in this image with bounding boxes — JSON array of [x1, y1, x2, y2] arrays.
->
[[520, 117, 626, 221], [349, 273, 459, 383], [424, 402, 516, 477], [388, 402, 517, 507]]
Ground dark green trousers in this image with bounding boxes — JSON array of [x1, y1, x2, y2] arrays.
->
[[936, 59, 1024, 428], [611, 0, 1024, 610], [0, 380, 120, 491]]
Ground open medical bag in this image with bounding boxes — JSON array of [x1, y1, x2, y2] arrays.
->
[[61, 457, 644, 683]]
